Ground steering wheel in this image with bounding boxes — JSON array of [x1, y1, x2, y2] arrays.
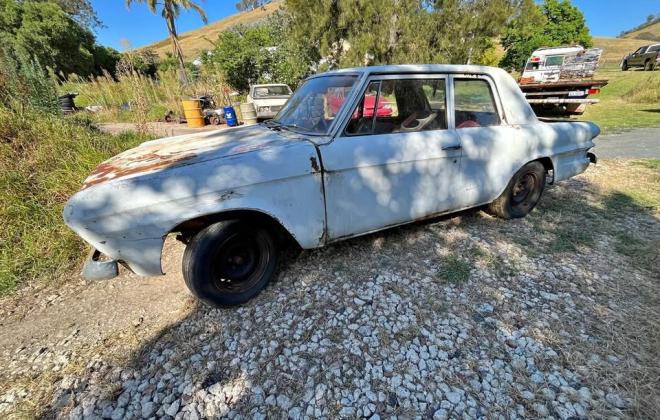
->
[[399, 112, 438, 132]]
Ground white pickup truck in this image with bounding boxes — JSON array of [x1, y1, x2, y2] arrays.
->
[[64, 65, 599, 307]]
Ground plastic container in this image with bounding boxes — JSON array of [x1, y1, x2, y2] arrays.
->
[[224, 106, 238, 127], [239, 102, 258, 126]]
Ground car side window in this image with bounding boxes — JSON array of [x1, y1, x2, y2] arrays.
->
[[345, 78, 447, 136], [648, 45, 660, 52], [545, 55, 564, 67], [454, 79, 501, 129]]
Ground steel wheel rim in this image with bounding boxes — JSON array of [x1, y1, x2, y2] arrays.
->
[[212, 233, 266, 292], [512, 172, 537, 204]]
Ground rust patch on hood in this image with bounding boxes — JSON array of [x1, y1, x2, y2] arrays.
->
[[81, 125, 289, 190], [82, 150, 196, 189]]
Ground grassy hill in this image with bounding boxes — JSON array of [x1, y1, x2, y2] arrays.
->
[[593, 36, 650, 66], [619, 19, 660, 42], [141, 1, 282, 58]]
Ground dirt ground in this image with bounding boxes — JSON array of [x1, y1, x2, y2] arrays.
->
[[0, 160, 658, 419]]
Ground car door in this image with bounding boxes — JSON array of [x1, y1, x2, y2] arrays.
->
[[631, 47, 646, 66], [319, 74, 463, 240], [451, 75, 523, 208]]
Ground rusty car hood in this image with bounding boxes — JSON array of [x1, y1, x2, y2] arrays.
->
[[82, 125, 295, 189]]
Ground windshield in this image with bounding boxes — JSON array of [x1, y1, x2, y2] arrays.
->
[[253, 85, 291, 97], [273, 75, 358, 134]]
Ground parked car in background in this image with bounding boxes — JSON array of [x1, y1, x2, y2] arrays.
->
[[64, 65, 600, 308], [247, 83, 292, 120], [621, 44, 660, 71]]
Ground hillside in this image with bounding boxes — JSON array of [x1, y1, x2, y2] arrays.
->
[[141, 1, 282, 58], [593, 36, 651, 66], [619, 19, 660, 42]]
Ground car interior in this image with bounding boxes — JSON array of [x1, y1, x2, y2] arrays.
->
[[346, 79, 448, 135]]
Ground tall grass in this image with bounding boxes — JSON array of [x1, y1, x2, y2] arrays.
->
[[61, 65, 233, 123], [0, 109, 147, 294], [624, 74, 660, 104]]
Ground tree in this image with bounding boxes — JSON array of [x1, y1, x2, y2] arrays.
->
[[426, 0, 515, 65], [500, 0, 592, 71], [0, 0, 99, 76], [202, 15, 309, 91], [125, 0, 208, 84], [235, 0, 271, 11], [54, 0, 102, 29]]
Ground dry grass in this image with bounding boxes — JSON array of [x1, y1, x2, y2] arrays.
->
[[592, 37, 651, 66], [61, 67, 232, 124]]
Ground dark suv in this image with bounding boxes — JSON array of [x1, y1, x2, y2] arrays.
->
[[621, 44, 660, 71]]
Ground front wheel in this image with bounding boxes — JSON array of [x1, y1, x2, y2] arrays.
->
[[621, 61, 628, 71], [182, 220, 278, 307], [489, 161, 546, 219]]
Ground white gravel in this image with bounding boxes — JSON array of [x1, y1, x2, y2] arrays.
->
[[1, 174, 657, 419]]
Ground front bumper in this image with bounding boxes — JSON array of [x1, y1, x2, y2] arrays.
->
[[82, 249, 119, 281]]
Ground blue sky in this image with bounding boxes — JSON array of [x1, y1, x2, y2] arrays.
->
[[91, 0, 658, 51]]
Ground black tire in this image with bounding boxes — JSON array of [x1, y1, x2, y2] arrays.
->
[[644, 60, 654, 71], [489, 161, 546, 219], [621, 61, 628, 71], [183, 220, 278, 307]]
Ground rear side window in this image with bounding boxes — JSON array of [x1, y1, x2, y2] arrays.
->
[[648, 45, 660, 52], [454, 79, 500, 129]]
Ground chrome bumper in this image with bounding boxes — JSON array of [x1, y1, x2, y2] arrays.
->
[[82, 249, 119, 281]]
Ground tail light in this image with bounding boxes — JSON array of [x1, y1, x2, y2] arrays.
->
[[587, 88, 600, 95]]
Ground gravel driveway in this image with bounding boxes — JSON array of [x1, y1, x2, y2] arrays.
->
[[0, 161, 658, 419]]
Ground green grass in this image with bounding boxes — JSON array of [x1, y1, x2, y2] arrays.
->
[[633, 159, 660, 170], [436, 255, 472, 284], [582, 67, 660, 133], [0, 109, 148, 295]]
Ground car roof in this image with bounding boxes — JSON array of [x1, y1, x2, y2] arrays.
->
[[312, 64, 509, 78], [251, 84, 289, 87]]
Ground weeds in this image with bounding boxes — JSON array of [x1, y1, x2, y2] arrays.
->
[[0, 108, 148, 294], [624, 74, 660, 104], [436, 255, 471, 284], [60, 66, 233, 124]]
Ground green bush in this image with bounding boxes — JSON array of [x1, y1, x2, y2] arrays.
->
[[0, 109, 146, 294]]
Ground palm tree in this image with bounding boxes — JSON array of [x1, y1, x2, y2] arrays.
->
[[126, 0, 208, 84]]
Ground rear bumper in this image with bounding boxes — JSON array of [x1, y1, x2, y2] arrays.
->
[[82, 249, 119, 281]]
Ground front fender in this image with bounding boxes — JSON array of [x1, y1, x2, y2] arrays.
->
[[64, 141, 325, 277]]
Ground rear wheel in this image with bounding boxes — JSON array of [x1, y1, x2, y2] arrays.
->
[[644, 60, 654, 71], [183, 220, 278, 307], [489, 161, 546, 219]]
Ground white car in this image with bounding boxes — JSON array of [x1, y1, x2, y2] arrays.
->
[[247, 83, 292, 119], [64, 65, 599, 307]]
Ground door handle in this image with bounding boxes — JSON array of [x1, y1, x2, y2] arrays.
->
[[442, 145, 462, 150]]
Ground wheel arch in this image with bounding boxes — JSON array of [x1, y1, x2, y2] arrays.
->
[[170, 209, 302, 249]]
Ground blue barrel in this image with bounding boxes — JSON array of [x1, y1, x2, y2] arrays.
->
[[224, 106, 238, 127]]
